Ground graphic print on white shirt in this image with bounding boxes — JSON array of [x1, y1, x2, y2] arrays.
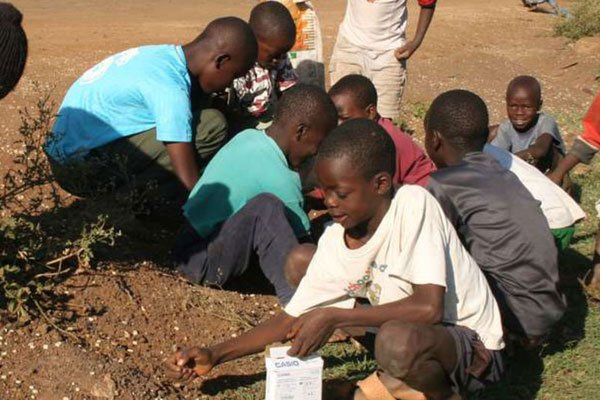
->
[[285, 185, 505, 350]]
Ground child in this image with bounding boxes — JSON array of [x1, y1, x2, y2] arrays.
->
[[45, 17, 258, 198], [229, 1, 298, 131], [484, 143, 585, 252], [425, 89, 566, 344], [173, 84, 337, 305], [491, 75, 566, 175], [0, 2, 27, 100], [329, 74, 435, 186], [549, 92, 600, 290], [330, 0, 436, 120], [167, 119, 505, 400], [522, 0, 571, 17]]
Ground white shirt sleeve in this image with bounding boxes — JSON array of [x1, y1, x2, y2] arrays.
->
[[393, 187, 450, 288], [284, 233, 356, 317]]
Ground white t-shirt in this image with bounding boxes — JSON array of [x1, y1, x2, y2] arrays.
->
[[484, 144, 585, 229], [339, 0, 407, 52], [285, 185, 505, 350]]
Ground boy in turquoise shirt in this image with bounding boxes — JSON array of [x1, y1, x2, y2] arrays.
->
[[45, 17, 257, 199], [174, 84, 337, 304]]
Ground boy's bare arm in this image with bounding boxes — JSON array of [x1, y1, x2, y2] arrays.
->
[[395, 5, 436, 60], [287, 284, 445, 357], [165, 142, 200, 191], [515, 133, 554, 163], [166, 312, 296, 380]]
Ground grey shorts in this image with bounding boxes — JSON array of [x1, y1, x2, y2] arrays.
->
[[446, 325, 505, 395]]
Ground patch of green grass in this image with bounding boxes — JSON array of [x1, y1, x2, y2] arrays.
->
[[546, 107, 585, 139], [411, 101, 430, 120], [555, 0, 600, 40]]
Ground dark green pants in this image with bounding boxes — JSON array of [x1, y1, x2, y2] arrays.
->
[[50, 108, 227, 199]]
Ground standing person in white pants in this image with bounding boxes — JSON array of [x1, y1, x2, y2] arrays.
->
[[329, 0, 436, 120]]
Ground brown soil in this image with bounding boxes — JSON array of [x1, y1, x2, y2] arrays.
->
[[0, 0, 599, 399]]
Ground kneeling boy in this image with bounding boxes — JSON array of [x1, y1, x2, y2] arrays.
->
[[425, 90, 566, 344], [229, 1, 298, 131], [168, 119, 505, 400], [45, 18, 257, 198], [173, 84, 337, 305], [491, 76, 566, 176], [329, 74, 435, 186]]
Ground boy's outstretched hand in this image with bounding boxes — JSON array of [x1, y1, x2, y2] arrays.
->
[[287, 308, 337, 357], [165, 347, 214, 381]]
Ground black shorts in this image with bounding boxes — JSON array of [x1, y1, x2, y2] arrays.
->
[[446, 325, 505, 395]]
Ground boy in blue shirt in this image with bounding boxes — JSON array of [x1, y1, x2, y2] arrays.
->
[[173, 84, 337, 305], [45, 17, 257, 199]]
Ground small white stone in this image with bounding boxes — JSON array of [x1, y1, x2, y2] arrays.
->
[[132, 340, 138, 346], [89, 371, 95, 376], [0, 375, 6, 380], [231, 333, 237, 338], [54, 341, 62, 347], [32, 389, 38, 394], [132, 330, 138, 336], [63, 397, 70, 400], [75, 387, 80, 392], [173, 326, 179, 331], [127, 348, 133, 353], [42, 344, 48, 350], [117, 358, 123, 363]]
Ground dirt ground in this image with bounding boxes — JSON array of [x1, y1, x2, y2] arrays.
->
[[1, 0, 599, 399]]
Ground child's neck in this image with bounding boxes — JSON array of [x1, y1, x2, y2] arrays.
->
[[344, 197, 392, 250]]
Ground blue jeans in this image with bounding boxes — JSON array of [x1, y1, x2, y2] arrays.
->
[[173, 193, 298, 304]]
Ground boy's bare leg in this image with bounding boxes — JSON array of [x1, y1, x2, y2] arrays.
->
[[373, 321, 459, 400]]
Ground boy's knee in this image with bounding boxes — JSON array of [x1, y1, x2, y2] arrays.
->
[[375, 321, 424, 379], [284, 243, 317, 288], [246, 193, 284, 212], [194, 108, 228, 149]]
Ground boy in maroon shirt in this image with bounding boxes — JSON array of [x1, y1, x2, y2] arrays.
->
[[328, 74, 435, 186]]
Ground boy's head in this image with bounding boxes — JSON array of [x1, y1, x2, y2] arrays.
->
[[424, 89, 489, 168], [272, 83, 338, 169], [185, 17, 257, 93], [249, 2, 296, 69], [328, 74, 378, 125], [0, 2, 27, 100], [506, 75, 543, 132], [315, 118, 395, 230]]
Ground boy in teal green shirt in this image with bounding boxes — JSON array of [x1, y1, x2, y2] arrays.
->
[[174, 84, 337, 304]]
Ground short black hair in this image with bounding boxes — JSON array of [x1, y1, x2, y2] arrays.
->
[[0, 2, 27, 100], [194, 17, 258, 70], [328, 74, 378, 109], [274, 83, 338, 128], [507, 75, 542, 103], [317, 118, 396, 179], [249, 2, 296, 44], [425, 89, 489, 153]]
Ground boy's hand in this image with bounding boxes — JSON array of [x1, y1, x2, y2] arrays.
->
[[287, 308, 337, 357], [394, 41, 420, 61], [165, 347, 214, 381]]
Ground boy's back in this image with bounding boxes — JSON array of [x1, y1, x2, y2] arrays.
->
[[427, 152, 566, 338], [183, 128, 309, 238], [49, 45, 192, 161]]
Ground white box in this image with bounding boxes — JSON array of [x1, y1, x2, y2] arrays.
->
[[265, 346, 323, 400]]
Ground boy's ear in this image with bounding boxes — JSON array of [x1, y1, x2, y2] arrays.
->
[[295, 123, 309, 141], [366, 103, 378, 120], [373, 172, 393, 195], [538, 98, 543, 110], [215, 53, 231, 69], [431, 130, 443, 151]]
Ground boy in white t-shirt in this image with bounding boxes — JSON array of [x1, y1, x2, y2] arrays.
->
[[330, 0, 436, 120], [166, 119, 505, 399]]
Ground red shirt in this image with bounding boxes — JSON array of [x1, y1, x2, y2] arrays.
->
[[580, 92, 600, 150], [377, 117, 436, 187], [307, 118, 436, 200]]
